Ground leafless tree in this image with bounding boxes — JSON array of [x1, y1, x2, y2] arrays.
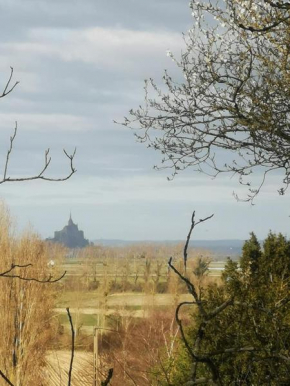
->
[[123, 0, 290, 202]]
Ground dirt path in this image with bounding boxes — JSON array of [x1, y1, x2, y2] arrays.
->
[[54, 307, 146, 318], [45, 350, 93, 386]]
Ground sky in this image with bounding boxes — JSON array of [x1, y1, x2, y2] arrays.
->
[[0, 0, 289, 242]]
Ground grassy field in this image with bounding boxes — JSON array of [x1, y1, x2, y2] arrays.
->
[[57, 290, 192, 308], [55, 291, 193, 332], [55, 254, 226, 328], [59, 252, 226, 278]]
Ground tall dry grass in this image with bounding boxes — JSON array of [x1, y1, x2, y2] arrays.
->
[[0, 204, 58, 386]]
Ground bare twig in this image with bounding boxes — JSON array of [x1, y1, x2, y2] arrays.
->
[[0, 369, 14, 386], [183, 211, 214, 268], [0, 263, 32, 276], [101, 368, 114, 386], [174, 300, 198, 361], [66, 308, 75, 386], [238, 15, 290, 32], [169, 258, 202, 311], [0, 263, 66, 283], [0, 68, 77, 185], [1, 67, 19, 98], [3, 123, 17, 181], [1, 123, 77, 184]]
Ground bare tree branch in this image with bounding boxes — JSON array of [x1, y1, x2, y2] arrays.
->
[[0, 68, 77, 185], [0, 67, 19, 99], [0, 369, 14, 386], [183, 211, 214, 269], [0, 263, 66, 283], [3, 123, 17, 181], [101, 368, 114, 386], [66, 308, 75, 386], [168, 211, 228, 385], [0, 263, 32, 276], [0, 123, 77, 184]]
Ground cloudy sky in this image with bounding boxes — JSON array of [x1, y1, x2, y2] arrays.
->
[[0, 0, 289, 242]]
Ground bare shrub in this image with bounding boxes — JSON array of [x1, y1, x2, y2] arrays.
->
[[98, 309, 180, 386]]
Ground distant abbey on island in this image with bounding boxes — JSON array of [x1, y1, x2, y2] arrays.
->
[[47, 215, 89, 248]]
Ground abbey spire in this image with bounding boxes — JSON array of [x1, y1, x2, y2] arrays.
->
[[47, 215, 89, 248]]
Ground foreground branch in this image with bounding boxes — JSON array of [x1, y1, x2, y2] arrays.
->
[[66, 308, 75, 386], [1, 122, 76, 184], [101, 368, 114, 386], [0, 67, 19, 99], [0, 263, 66, 283], [183, 211, 214, 268], [169, 211, 230, 385], [0, 369, 14, 386], [0, 68, 76, 185]]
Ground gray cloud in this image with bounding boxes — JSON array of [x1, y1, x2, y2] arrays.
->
[[0, 0, 192, 36]]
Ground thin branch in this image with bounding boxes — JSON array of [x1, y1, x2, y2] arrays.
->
[[101, 368, 114, 386], [207, 298, 233, 320], [66, 308, 75, 386], [175, 301, 198, 361], [0, 67, 19, 98], [0, 263, 66, 283], [0, 263, 32, 277], [183, 212, 214, 268], [0, 124, 77, 185], [3, 123, 17, 181], [169, 211, 227, 385], [0, 369, 14, 386], [169, 258, 202, 311], [238, 16, 290, 32]]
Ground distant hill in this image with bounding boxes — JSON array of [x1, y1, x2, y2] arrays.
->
[[93, 239, 245, 259]]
